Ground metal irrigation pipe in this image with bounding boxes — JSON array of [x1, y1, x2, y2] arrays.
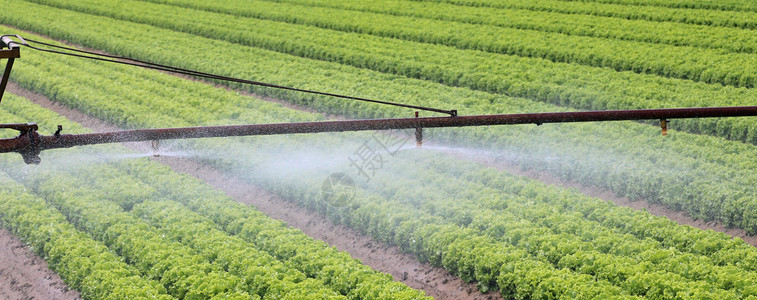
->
[[2, 106, 757, 164]]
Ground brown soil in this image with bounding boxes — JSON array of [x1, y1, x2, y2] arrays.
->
[[0, 228, 81, 300]]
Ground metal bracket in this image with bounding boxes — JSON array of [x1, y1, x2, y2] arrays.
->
[[1, 35, 21, 104], [0, 123, 40, 164]]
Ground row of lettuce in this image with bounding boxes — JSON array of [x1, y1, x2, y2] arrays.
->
[[0, 95, 430, 299], [23, 0, 757, 91], [569, 0, 757, 12], [3, 19, 757, 236], [6, 29, 757, 298], [413, 0, 757, 29], [7, 0, 757, 147], [0, 172, 177, 299], [163, 0, 757, 54]]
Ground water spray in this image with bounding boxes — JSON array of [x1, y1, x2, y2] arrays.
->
[[151, 140, 160, 157], [415, 111, 422, 147]]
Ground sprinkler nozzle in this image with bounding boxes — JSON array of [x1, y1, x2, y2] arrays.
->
[[660, 119, 669, 136]]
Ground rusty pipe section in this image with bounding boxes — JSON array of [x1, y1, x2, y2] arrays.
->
[[2, 106, 757, 164]]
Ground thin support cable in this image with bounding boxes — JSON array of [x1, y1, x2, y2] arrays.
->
[[7, 35, 457, 116]]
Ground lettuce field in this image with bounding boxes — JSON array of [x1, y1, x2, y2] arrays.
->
[[1, 0, 757, 299]]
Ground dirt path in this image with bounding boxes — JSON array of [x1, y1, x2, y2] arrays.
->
[[7, 83, 502, 300], [0, 228, 81, 300]]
